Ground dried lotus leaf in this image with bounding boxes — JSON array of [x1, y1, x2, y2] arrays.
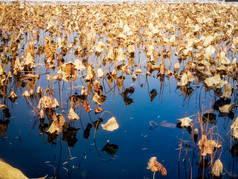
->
[[0, 104, 6, 109], [67, 108, 80, 121], [0, 160, 28, 179], [204, 75, 227, 89], [95, 106, 103, 114], [22, 90, 30, 97], [221, 83, 232, 99], [60, 62, 78, 82], [24, 52, 35, 68], [212, 159, 223, 177], [74, 59, 86, 71], [177, 117, 192, 127], [219, 103, 235, 113], [85, 65, 95, 81], [47, 113, 65, 134], [8, 91, 17, 99], [97, 68, 104, 78], [147, 157, 167, 176], [95, 41, 106, 53], [135, 69, 142, 74], [174, 63, 180, 73], [101, 117, 119, 131], [83, 100, 92, 112], [231, 118, 238, 140]]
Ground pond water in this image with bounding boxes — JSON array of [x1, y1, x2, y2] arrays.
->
[[1, 1, 238, 179]]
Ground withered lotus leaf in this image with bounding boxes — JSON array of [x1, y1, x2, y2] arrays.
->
[[38, 96, 52, 109], [0, 159, 28, 179], [52, 98, 60, 108], [0, 104, 6, 109], [67, 108, 80, 121], [198, 135, 221, 156], [83, 100, 92, 112], [231, 117, 238, 140], [115, 47, 125, 62], [81, 86, 88, 96], [95, 41, 106, 53], [101, 117, 119, 131], [135, 69, 142, 74], [221, 83, 232, 99], [59, 62, 78, 82], [212, 159, 223, 177], [8, 91, 17, 99], [85, 65, 95, 81], [24, 52, 35, 68], [147, 157, 167, 176], [74, 59, 86, 71], [173, 63, 180, 73], [204, 75, 228, 89], [47, 113, 65, 134], [97, 68, 104, 78], [22, 90, 30, 97], [39, 109, 44, 119], [177, 117, 192, 128], [95, 106, 103, 114], [36, 86, 43, 95], [218, 103, 235, 113]]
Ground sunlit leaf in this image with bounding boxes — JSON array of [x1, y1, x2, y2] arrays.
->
[[101, 117, 119, 131]]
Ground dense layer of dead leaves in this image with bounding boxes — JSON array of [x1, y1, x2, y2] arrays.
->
[[0, 2, 238, 178]]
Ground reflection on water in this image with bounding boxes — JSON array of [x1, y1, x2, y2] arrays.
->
[[0, 1, 238, 179]]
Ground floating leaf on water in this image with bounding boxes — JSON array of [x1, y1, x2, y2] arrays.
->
[[102, 142, 119, 157], [159, 121, 176, 129], [212, 159, 223, 177], [147, 157, 167, 176], [101, 117, 119, 131], [218, 103, 235, 113], [177, 117, 192, 128]]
